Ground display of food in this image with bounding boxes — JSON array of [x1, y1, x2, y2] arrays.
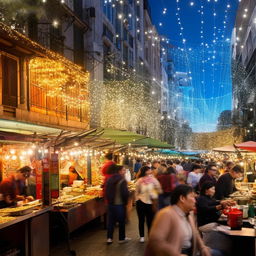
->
[[251, 184, 256, 199], [86, 186, 103, 198], [73, 195, 96, 203], [230, 191, 250, 198], [0, 216, 16, 224], [0, 205, 39, 216]]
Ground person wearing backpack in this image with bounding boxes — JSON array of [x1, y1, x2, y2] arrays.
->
[[105, 165, 130, 244]]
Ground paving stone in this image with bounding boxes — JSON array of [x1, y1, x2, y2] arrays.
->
[[50, 208, 147, 256]]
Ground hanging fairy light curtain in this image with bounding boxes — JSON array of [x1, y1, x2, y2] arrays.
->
[[29, 57, 90, 122]]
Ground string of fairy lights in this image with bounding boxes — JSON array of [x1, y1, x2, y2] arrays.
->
[[0, 0, 245, 138], [231, 0, 256, 137], [152, 0, 239, 132]]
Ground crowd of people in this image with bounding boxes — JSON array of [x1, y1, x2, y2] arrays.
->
[[101, 153, 244, 256]]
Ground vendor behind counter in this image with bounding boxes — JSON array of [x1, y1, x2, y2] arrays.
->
[[215, 165, 244, 200], [61, 166, 84, 188], [0, 166, 33, 208]]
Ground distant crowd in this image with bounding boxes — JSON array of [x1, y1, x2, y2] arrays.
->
[[101, 153, 244, 256]]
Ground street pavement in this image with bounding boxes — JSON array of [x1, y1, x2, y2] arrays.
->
[[50, 208, 147, 256]]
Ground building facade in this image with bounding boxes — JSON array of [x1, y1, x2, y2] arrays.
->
[[83, 0, 163, 138], [0, 0, 171, 141], [232, 0, 256, 140], [0, 0, 91, 132]]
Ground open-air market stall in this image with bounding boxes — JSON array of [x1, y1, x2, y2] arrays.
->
[[201, 144, 256, 223], [50, 128, 145, 235], [0, 126, 59, 256]]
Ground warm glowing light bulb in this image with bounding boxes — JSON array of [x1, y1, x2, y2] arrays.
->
[[52, 20, 59, 27]]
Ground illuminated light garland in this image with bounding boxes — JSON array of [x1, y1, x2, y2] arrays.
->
[[29, 57, 90, 112], [157, 0, 238, 132], [90, 76, 162, 139]]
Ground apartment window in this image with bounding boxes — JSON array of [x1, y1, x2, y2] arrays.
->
[[136, 5, 140, 17], [102, 0, 115, 24], [124, 3, 129, 18], [145, 47, 149, 61], [137, 31, 141, 41], [74, 0, 83, 20], [74, 25, 84, 66], [129, 50, 133, 67], [123, 27, 128, 41], [103, 24, 114, 42], [128, 15, 134, 31], [2, 55, 18, 107], [116, 38, 121, 50], [50, 26, 64, 55], [129, 35, 134, 48], [123, 45, 128, 65], [115, 19, 121, 37]]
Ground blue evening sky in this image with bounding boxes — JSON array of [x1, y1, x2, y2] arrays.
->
[[149, 0, 239, 132]]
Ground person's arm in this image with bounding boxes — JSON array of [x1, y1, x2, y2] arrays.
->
[[187, 173, 192, 186], [189, 214, 211, 256], [121, 180, 130, 205], [154, 178, 163, 194], [147, 210, 181, 256], [135, 179, 141, 200], [195, 231, 211, 256], [197, 196, 220, 213]]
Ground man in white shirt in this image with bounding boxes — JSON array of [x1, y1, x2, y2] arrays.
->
[[187, 164, 203, 189], [174, 160, 184, 174]]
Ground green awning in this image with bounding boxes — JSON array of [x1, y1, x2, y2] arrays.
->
[[131, 137, 174, 149], [99, 128, 146, 145], [87, 128, 173, 149]]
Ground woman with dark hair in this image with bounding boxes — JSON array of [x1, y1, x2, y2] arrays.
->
[[197, 182, 234, 227], [196, 183, 235, 256], [135, 166, 162, 243], [68, 166, 83, 186]]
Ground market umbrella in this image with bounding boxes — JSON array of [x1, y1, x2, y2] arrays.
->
[[212, 145, 238, 152], [235, 141, 256, 152]]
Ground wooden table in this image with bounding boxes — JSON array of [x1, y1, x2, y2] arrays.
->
[[227, 227, 256, 256], [51, 197, 106, 233], [0, 207, 51, 256], [228, 227, 256, 237]]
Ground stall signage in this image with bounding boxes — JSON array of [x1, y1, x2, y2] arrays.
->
[[35, 160, 43, 199], [50, 153, 59, 198]]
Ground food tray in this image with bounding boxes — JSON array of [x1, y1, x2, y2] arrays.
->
[[0, 216, 16, 224], [0, 205, 38, 216]]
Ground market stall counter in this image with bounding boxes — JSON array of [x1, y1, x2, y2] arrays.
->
[[50, 183, 135, 235], [0, 205, 51, 256], [228, 227, 256, 256], [51, 196, 106, 233]]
